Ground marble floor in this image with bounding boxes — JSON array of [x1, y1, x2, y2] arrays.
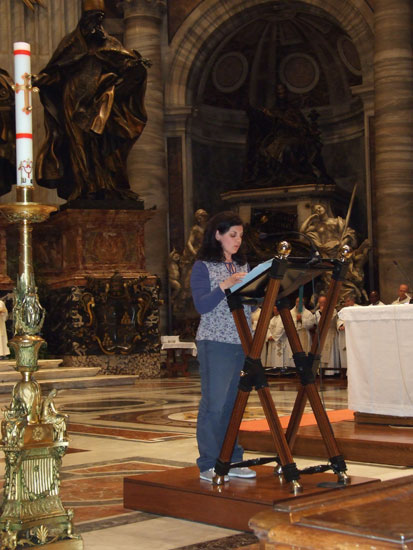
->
[[1, 371, 413, 550]]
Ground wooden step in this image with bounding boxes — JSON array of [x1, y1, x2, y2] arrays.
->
[[249, 475, 413, 549], [239, 420, 413, 467], [123, 465, 378, 532]]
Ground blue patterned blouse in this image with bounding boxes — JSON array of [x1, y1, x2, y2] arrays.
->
[[190, 260, 252, 344]]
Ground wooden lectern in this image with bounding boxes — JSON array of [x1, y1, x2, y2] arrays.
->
[[213, 242, 352, 494]]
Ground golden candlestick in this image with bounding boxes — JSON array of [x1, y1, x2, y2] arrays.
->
[[0, 186, 83, 549]]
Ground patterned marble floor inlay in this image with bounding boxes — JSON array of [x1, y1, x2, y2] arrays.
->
[[173, 533, 259, 549], [63, 399, 147, 411], [68, 422, 192, 442], [0, 375, 408, 549], [53, 377, 348, 532]]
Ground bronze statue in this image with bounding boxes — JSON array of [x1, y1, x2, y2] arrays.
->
[[168, 248, 181, 301], [34, 0, 150, 203], [0, 68, 15, 196], [169, 209, 209, 316], [180, 209, 209, 263], [244, 84, 333, 187], [300, 203, 370, 304], [342, 238, 371, 303], [40, 389, 68, 442], [300, 203, 357, 259]]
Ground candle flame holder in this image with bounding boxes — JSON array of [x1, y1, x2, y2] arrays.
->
[[0, 186, 83, 549]]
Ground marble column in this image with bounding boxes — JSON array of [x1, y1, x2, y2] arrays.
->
[[165, 108, 193, 248], [374, 0, 413, 302], [120, 0, 168, 308]]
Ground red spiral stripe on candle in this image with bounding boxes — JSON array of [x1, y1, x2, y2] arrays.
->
[[14, 49, 31, 56], [16, 133, 33, 139]]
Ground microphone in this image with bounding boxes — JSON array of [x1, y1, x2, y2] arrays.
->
[[307, 250, 321, 266]]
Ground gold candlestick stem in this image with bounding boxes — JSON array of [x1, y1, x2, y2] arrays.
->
[[0, 191, 83, 549]]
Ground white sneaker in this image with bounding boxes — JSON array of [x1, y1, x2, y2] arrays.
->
[[228, 467, 256, 478], [199, 468, 229, 483]]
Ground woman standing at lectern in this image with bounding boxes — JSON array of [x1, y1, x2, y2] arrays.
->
[[190, 211, 257, 483]]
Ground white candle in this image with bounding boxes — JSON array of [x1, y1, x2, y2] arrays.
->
[[13, 42, 34, 187]]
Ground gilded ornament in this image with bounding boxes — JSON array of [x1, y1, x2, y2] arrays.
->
[[0, 194, 81, 547], [277, 240, 292, 259]]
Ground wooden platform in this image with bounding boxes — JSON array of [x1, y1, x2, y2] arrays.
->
[[239, 420, 413, 466], [355, 411, 413, 426], [123, 466, 378, 531], [249, 474, 413, 549]]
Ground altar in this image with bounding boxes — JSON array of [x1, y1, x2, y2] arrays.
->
[[339, 305, 413, 423]]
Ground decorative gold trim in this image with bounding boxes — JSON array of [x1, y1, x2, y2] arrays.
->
[[0, 203, 57, 224], [0, 199, 83, 548]]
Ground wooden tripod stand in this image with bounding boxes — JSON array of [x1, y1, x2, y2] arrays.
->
[[213, 244, 351, 494]]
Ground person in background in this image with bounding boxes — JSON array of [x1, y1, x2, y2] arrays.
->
[[0, 299, 9, 359], [368, 290, 385, 306], [392, 284, 411, 305], [190, 211, 256, 483], [314, 295, 339, 376], [290, 296, 314, 354], [267, 306, 289, 372]]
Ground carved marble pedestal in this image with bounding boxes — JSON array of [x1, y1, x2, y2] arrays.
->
[[22, 209, 162, 375], [32, 209, 153, 287]]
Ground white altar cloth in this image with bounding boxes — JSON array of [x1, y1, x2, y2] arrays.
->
[[339, 304, 413, 416], [160, 337, 197, 356]]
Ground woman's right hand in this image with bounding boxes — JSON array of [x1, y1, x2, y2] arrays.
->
[[219, 272, 247, 292]]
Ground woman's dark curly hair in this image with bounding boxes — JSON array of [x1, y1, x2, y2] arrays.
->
[[197, 211, 246, 264]]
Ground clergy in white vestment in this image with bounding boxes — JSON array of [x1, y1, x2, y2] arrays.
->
[[391, 284, 411, 305], [266, 306, 289, 369], [287, 297, 315, 366], [368, 290, 385, 306], [314, 296, 339, 375], [337, 294, 360, 369], [0, 300, 9, 358]]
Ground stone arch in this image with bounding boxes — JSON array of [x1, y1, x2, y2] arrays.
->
[[165, 0, 374, 109]]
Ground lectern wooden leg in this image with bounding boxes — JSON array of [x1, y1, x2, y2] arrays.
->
[[215, 389, 249, 474], [278, 303, 348, 483], [214, 361, 301, 493], [285, 386, 307, 448], [257, 386, 295, 466], [279, 260, 348, 452]]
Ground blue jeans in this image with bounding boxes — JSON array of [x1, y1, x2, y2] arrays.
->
[[196, 340, 245, 472]]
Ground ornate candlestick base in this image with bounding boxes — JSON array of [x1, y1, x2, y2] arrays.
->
[[0, 189, 83, 549]]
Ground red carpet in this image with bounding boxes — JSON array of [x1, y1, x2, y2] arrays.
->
[[240, 409, 354, 431]]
